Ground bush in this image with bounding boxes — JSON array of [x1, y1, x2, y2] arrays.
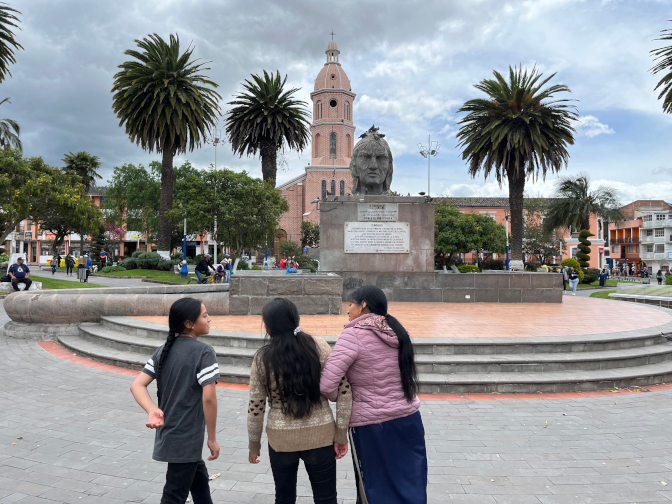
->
[[278, 240, 302, 259], [576, 229, 594, 269], [170, 253, 182, 261], [251, 264, 263, 270], [100, 265, 127, 274], [136, 252, 161, 269], [583, 267, 601, 284], [481, 258, 504, 270], [131, 251, 143, 258], [157, 260, 173, 271], [121, 257, 137, 270], [526, 265, 538, 272], [666, 275, 672, 286], [296, 254, 318, 273], [561, 258, 584, 281], [458, 264, 480, 273]]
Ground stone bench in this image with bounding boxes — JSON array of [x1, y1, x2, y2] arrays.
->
[[0, 281, 42, 294], [609, 293, 672, 308]]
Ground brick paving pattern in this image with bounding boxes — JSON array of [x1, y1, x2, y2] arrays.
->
[[135, 296, 672, 338], [1, 334, 672, 503]]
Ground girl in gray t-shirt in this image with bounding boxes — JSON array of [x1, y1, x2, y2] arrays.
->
[[130, 297, 220, 504]]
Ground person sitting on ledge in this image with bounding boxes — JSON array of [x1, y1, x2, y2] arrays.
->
[[195, 254, 213, 284], [286, 264, 298, 274], [8, 257, 32, 291]]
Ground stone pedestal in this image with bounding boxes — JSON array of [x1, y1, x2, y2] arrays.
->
[[319, 196, 435, 273]]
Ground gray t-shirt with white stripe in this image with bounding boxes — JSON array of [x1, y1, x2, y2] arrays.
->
[[142, 336, 219, 463]]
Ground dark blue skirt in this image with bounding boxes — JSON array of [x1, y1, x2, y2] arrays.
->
[[349, 411, 427, 504]]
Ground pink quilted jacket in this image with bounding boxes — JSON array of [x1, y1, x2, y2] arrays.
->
[[320, 313, 421, 427]]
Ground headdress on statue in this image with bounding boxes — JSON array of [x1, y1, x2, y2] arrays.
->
[[349, 125, 394, 196]]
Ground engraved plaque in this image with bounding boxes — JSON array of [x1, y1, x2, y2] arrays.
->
[[344, 222, 410, 254], [357, 203, 399, 222]]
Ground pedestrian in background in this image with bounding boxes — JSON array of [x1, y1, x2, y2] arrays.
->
[[195, 254, 213, 284], [224, 254, 232, 283], [321, 285, 428, 504], [656, 270, 664, 285], [562, 266, 568, 293], [130, 298, 220, 504], [51, 252, 61, 275], [568, 267, 580, 296], [65, 254, 74, 276], [8, 257, 32, 291], [247, 298, 352, 504]]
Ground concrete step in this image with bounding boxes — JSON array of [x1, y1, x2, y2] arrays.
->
[[78, 324, 257, 368], [414, 344, 672, 373], [418, 361, 672, 394], [57, 335, 250, 384]]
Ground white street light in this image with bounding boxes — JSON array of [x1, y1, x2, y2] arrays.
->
[[418, 135, 440, 197]]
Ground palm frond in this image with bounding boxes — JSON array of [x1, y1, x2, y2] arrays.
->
[[650, 21, 672, 114], [0, 3, 22, 84]]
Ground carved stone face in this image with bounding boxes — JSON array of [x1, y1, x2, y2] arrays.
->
[[350, 139, 392, 194]]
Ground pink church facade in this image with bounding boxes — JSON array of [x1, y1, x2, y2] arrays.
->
[[276, 40, 355, 255]]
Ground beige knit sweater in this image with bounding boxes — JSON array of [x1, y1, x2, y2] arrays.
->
[[247, 336, 352, 453]]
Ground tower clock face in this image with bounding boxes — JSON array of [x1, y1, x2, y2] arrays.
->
[[329, 99, 337, 108]]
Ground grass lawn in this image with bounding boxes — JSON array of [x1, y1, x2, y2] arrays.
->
[[589, 290, 617, 299], [37, 277, 105, 289], [94, 269, 194, 284], [577, 279, 618, 289]]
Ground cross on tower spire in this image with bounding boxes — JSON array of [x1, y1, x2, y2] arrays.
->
[[330, 31, 335, 40]]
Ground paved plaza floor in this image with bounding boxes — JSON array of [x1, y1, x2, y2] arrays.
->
[[136, 296, 670, 339], [1, 308, 672, 503]]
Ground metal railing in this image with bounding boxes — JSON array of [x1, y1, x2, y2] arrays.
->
[[611, 237, 640, 244]]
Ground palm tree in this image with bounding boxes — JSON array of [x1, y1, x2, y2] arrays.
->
[[651, 21, 672, 113], [456, 65, 578, 264], [111, 33, 221, 251], [0, 97, 20, 151], [0, 3, 23, 84], [225, 70, 310, 187], [62, 151, 101, 191], [62, 151, 102, 256]]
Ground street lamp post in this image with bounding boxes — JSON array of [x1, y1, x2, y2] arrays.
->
[[417, 135, 440, 197], [211, 129, 222, 263]]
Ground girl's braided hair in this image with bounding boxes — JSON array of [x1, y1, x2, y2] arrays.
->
[[156, 297, 203, 408]]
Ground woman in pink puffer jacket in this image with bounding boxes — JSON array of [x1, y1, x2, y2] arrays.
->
[[321, 285, 427, 504]]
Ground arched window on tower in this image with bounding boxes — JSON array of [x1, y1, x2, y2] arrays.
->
[[314, 134, 320, 158], [346, 134, 352, 157], [321, 180, 327, 200], [340, 180, 345, 196], [331, 180, 336, 195], [330, 133, 336, 159], [345, 102, 350, 120]]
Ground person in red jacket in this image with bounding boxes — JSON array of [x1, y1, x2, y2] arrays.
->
[[320, 285, 428, 504]]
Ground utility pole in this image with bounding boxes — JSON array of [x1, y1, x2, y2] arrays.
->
[[212, 129, 222, 263], [417, 135, 440, 196]]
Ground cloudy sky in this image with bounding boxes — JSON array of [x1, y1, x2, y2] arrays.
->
[[5, 0, 672, 203]]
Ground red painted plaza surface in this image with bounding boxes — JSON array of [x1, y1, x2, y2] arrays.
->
[[38, 340, 672, 401], [133, 297, 672, 339]]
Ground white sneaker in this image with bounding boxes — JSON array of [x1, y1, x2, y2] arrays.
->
[[572, 292, 576, 296]]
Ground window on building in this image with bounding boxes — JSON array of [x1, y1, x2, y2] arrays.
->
[[627, 245, 634, 253], [647, 244, 654, 253], [646, 229, 653, 236], [657, 214, 666, 221], [345, 102, 350, 120], [321, 180, 327, 200], [656, 228, 664, 237], [643, 214, 653, 222], [340, 180, 345, 196], [330, 133, 336, 159], [655, 244, 665, 253], [331, 180, 335, 195], [314, 134, 320, 158], [329, 99, 337, 108], [346, 134, 352, 157], [611, 245, 619, 253]]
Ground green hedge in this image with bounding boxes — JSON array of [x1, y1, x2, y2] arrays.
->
[[100, 265, 127, 273], [157, 259, 173, 271], [121, 257, 137, 270], [561, 258, 584, 281], [458, 264, 480, 273]]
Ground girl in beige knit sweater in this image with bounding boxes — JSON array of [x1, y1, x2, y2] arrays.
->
[[247, 298, 352, 504]]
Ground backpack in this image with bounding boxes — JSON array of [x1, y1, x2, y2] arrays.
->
[[224, 262, 231, 271]]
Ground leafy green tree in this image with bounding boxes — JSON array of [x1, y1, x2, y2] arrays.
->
[[651, 21, 672, 114], [543, 174, 622, 267], [0, 149, 60, 244], [112, 33, 221, 250], [38, 172, 103, 258], [226, 70, 310, 187], [169, 169, 288, 256], [279, 240, 301, 259], [576, 229, 594, 270], [62, 151, 102, 191], [471, 213, 507, 262], [0, 3, 22, 84], [456, 65, 577, 263], [104, 162, 161, 247], [523, 197, 565, 265], [300, 221, 320, 248]]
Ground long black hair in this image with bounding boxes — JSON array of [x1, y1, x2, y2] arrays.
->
[[257, 298, 322, 419], [350, 285, 418, 402], [156, 297, 203, 408]]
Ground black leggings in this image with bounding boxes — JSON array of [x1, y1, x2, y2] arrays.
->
[[161, 459, 212, 504], [269, 444, 337, 504], [66, 266, 73, 274]]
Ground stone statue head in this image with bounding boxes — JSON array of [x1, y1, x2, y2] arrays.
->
[[349, 125, 393, 195]]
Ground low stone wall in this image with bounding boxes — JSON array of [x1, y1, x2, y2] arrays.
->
[[3, 284, 230, 325], [339, 271, 563, 303], [229, 274, 343, 315], [0, 281, 42, 294]]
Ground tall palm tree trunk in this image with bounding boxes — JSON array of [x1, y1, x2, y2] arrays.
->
[[158, 148, 174, 251], [260, 139, 277, 187], [507, 170, 525, 261]]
